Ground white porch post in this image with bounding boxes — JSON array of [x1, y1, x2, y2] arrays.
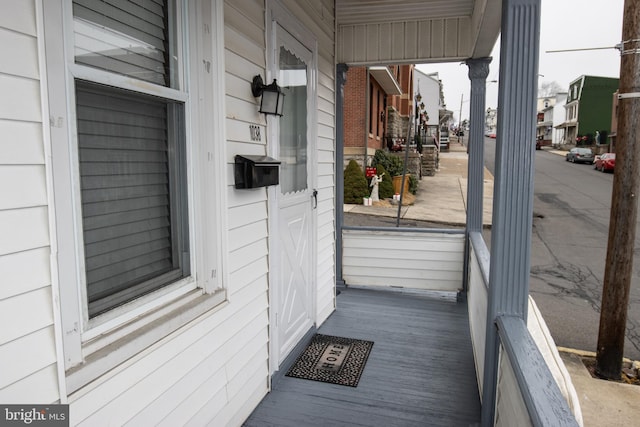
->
[[481, 0, 541, 425]]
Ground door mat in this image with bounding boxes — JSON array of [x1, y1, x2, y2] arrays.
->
[[286, 334, 374, 387]]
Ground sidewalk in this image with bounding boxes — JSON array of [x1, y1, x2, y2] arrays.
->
[[343, 140, 639, 426], [344, 140, 493, 227]]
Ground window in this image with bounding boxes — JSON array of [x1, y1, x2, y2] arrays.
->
[[75, 81, 190, 318], [43, 0, 226, 390], [369, 82, 374, 134], [71, 0, 192, 316]]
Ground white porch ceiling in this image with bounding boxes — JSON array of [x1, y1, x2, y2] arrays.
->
[[336, 0, 502, 66]]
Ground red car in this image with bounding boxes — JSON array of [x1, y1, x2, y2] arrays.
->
[[594, 153, 615, 172]]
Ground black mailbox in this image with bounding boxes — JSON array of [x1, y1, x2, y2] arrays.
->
[[234, 155, 281, 189]]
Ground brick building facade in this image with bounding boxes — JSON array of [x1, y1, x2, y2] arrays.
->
[[343, 65, 415, 166]]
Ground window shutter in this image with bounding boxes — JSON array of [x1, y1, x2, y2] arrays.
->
[[76, 81, 187, 317]]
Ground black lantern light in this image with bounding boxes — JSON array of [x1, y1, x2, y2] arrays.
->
[[251, 75, 285, 116]]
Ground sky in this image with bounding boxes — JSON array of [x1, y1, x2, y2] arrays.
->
[[416, 0, 625, 124]]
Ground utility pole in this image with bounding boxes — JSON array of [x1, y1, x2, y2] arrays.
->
[[596, 0, 640, 379]]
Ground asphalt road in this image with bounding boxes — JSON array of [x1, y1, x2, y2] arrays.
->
[[484, 137, 640, 360]]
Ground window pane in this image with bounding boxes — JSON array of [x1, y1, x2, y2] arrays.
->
[[73, 0, 179, 88], [279, 46, 308, 194], [75, 81, 189, 317]]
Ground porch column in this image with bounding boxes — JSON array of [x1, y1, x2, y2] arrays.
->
[[465, 58, 491, 233], [481, 0, 541, 425], [336, 63, 348, 286]]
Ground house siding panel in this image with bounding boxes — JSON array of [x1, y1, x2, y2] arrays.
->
[[0, 0, 36, 35], [0, 1, 59, 405], [0, 247, 51, 300], [0, 165, 48, 209], [343, 230, 464, 291], [0, 364, 60, 404], [0, 27, 39, 78], [1, 120, 45, 164], [0, 207, 49, 255], [70, 292, 269, 425], [0, 326, 57, 391], [0, 74, 42, 122]]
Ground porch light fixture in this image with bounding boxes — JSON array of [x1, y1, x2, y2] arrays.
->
[[251, 75, 285, 116]]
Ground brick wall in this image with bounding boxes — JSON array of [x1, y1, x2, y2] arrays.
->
[[344, 67, 366, 148]]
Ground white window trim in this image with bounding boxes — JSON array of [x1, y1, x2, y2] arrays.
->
[[41, 0, 228, 394]]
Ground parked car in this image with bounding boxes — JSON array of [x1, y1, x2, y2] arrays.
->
[[594, 153, 615, 172], [566, 147, 594, 164]]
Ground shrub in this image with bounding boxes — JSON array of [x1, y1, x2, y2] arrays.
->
[[372, 149, 404, 177], [408, 174, 418, 195], [344, 160, 369, 204]]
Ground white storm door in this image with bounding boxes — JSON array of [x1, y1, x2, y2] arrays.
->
[[270, 24, 316, 368]]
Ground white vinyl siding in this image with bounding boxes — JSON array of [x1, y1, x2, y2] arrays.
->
[[343, 230, 465, 291], [68, 285, 269, 425], [0, 0, 60, 404]]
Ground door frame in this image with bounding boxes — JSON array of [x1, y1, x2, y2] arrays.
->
[[266, 0, 319, 376]]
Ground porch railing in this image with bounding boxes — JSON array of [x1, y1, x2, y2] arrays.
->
[[468, 231, 582, 426], [341, 228, 582, 426]]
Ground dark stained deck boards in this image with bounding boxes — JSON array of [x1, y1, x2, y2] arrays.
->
[[244, 287, 481, 427]]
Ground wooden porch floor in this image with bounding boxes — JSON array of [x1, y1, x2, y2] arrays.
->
[[244, 286, 481, 426]]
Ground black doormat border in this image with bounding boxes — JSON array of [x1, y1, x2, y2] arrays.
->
[[285, 334, 374, 387]]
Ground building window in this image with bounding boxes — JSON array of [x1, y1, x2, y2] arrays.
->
[[72, 0, 190, 317], [75, 82, 190, 317], [44, 0, 225, 389], [369, 83, 374, 134]]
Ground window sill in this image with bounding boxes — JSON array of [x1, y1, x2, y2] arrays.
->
[[66, 289, 227, 394]]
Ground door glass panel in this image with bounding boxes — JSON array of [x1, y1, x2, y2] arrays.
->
[[279, 46, 307, 194]]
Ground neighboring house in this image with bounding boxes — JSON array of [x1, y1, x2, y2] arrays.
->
[[485, 107, 498, 135], [552, 92, 568, 147], [0, 1, 581, 426], [414, 69, 444, 144], [535, 96, 555, 147], [558, 75, 619, 148], [343, 65, 412, 163]]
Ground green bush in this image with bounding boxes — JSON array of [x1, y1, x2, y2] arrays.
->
[[372, 150, 404, 177], [372, 164, 394, 199], [344, 160, 369, 204], [408, 174, 418, 195]]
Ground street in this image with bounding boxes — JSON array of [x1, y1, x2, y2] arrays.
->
[[484, 137, 640, 360]]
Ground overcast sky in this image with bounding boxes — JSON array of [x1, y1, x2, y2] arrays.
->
[[416, 0, 624, 124]]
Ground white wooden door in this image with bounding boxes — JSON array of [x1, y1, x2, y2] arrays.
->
[[269, 23, 317, 370]]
